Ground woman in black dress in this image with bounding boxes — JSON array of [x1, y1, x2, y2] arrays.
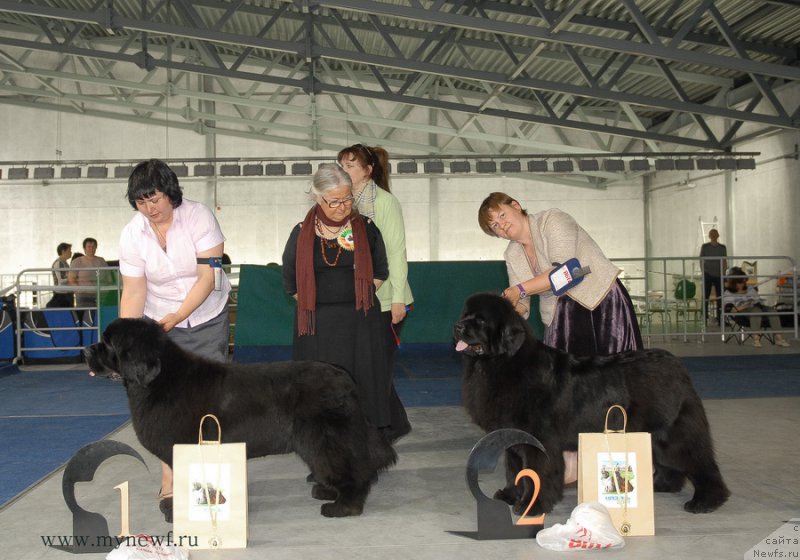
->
[[282, 163, 391, 428]]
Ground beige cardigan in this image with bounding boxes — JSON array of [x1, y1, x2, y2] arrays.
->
[[504, 209, 621, 326]]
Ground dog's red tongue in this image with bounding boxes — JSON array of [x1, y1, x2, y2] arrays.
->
[[455, 340, 469, 352]]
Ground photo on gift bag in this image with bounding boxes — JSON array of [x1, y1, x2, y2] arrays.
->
[[192, 482, 227, 505], [188, 462, 232, 521], [597, 453, 638, 508]]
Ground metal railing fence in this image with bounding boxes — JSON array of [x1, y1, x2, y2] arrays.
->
[[1, 258, 795, 362], [612, 255, 797, 344], [6, 265, 240, 364]]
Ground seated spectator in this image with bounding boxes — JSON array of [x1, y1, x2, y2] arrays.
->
[[722, 267, 790, 348], [46, 242, 74, 308]]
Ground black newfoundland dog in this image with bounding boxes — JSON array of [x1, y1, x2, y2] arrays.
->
[[85, 318, 396, 518], [454, 292, 729, 515]]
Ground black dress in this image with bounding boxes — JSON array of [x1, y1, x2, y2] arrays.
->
[[282, 217, 391, 427]]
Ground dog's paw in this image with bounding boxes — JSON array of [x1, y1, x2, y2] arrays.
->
[[512, 496, 551, 516], [684, 491, 729, 514], [493, 488, 516, 506], [321, 502, 363, 517], [159, 496, 173, 523], [684, 499, 718, 514], [311, 484, 338, 501]]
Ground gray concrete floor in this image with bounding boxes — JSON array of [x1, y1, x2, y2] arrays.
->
[[1, 339, 798, 559]]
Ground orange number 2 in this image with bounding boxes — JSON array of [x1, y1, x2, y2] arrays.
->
[[514, 468, 546, 525]]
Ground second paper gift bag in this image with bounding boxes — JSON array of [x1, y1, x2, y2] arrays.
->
[[578, 405, 654, 536]]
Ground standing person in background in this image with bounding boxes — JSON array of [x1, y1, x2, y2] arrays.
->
[[69, 237, 108, 309], [338, 144, 414, 442], [282, 162, 390, 437], [118, 158, 231, 522], [47, 242, 74, 308], [700, 228, 727, 326]]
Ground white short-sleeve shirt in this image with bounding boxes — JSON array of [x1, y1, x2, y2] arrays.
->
[[118, 199, 231, 328]]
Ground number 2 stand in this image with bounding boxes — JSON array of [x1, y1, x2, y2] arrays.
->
[[464, 428, 548, 540], [50, 440, 147, 554]]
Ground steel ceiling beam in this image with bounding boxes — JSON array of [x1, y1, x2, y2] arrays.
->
[[0, 27, 792, 137], [0, 0, 797, 156], [311, 0, 800, 80]]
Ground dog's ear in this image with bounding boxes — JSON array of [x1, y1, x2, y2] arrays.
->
[[110, 328, 161, 386], [118, 350, 161, 386], [499, 318, 527, 357]]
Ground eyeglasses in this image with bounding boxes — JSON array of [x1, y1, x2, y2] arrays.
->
[[322, 195, 355, 208]]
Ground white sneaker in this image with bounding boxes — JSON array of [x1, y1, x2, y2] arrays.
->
[[776, 339, 790, 347], [752, 338, 762, 348]]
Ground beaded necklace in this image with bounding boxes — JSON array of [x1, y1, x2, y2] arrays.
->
[[316, 218, 343, 236], [319, 237, 343, 266], [316, 218, 347, 266]]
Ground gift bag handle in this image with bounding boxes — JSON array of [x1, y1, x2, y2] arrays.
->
[[198, 414, 222, 445], [603, 405, 632, 535], [604, 405, 628, 434]]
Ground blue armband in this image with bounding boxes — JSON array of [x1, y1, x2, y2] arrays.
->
[[549, 258, 592, 296]]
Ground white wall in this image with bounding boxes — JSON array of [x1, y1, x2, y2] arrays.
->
[[647, 82, 800, 280], [1, 83, 798, 281]]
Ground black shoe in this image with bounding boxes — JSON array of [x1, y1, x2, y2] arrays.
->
[[158, 490, 173, 523]]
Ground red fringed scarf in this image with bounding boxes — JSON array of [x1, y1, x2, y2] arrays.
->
[[296, 204, 374, 336]]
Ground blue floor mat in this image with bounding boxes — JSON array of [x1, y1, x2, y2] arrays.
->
[[236, 344, 800, 405], [0, 368, 130, 508], [0, 414, 130, 507], [682, 355, 800, 399]]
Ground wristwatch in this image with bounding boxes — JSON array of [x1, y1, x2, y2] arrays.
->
[[516, 283, 528, 300]]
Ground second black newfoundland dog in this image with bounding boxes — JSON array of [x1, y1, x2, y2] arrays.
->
[[85, 318, 396, 518], [454, 293, 729, 516]]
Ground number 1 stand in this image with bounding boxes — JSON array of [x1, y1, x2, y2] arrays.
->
[[50, 440, 147, 554], [462, 428, 548, 540]]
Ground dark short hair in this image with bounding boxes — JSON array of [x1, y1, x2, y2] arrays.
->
[[82, 237, 98, 249], [477, 192, 527, 236], [725, 266, 748, 291], [126, 159, 183, 210], [56, 242, 71, 255]]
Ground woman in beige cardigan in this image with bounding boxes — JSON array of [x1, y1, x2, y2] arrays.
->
[[478, 192, 643, 356]]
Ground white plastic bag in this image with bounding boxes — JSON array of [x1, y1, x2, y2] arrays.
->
[[536, 502, 625, 551], [106, 535, 189, 560]]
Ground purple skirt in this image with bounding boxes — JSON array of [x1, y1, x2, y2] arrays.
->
[[543, 279, 643, 356]]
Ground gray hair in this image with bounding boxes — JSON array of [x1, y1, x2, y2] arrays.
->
[[311, 163, 352, 198]]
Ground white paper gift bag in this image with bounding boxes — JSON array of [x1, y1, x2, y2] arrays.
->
[[173, 414, 248, 549], [578, 405, 654, 536]]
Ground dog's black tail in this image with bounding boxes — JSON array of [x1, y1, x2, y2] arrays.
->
[[368, 427, 398, 472]]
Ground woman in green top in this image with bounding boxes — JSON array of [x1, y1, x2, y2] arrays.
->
[[338, 144, 414, 441]]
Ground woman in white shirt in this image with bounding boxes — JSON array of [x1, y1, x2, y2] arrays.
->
[[119, 158, 231, 521]]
